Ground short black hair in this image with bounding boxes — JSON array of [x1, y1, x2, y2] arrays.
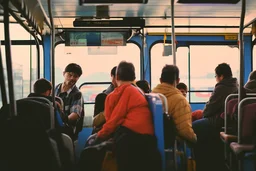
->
[[249, 70, 256, 81], [34, 78, 52, 94], [177, 82, 188, 92], [215, 63, 232, 79], [64, 63, 82, 76], [116, 61, 136, 81], [160, 65, 179, 84], [94, 93, 107, 117], [111, 66, 117, 77], [136, 80, 150, 93]]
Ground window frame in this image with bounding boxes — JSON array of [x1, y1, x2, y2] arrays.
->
[[149, 40, 239, 104]]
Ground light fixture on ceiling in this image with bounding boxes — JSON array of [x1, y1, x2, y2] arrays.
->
[[176, 0, 240, 3], [79, 0, 148, 5]]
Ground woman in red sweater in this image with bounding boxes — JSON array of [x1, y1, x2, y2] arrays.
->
[[90, 61, 160, 171]]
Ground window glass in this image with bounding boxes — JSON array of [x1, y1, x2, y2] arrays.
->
[[190, 45, 239, 102], [55, 43, 141, 87], [0, 23, 30, 40], [80, 84, 110, 103], [150, 44, 189, 100], [2, 45, 36, 99]]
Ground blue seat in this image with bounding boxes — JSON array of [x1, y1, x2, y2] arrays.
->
[[145, 93, 165, 171]]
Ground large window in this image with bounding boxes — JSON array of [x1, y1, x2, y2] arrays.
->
[[55, 43, 141, 126], [150, 44, 239, 103], [55, 43, 141, 86], [190, 45, 239, 102], [151, 44, 189, 99]]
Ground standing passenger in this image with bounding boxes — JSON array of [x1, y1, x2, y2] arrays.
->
[[152, 65, 197, 143], [192, 63, 238, 171], [55, 63, 84, 140]]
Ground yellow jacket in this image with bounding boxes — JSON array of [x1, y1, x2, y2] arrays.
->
[[93, 112, 106, 128], [152, 83, 197, 143]]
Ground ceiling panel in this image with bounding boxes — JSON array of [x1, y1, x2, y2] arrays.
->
[[38, 0, 256, 29]]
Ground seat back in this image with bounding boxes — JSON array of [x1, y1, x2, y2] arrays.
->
[[241, 103, 256, 144], [145, 93, 165, 171], [0, 100, 61, 171], [24, 97, 55, 129]]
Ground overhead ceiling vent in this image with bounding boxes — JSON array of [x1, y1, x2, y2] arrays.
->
[[79, 0, 148, 5], [177, 0, 240, 4]]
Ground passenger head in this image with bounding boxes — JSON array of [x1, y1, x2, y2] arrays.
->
[[94, 93, 107, 117], [34, 78, 52, 96], [215, 63, 232, 83], [110, 66, 117, 87], [116, 61, 136, 86], [177, 82, 188, 97], [63, 63, 82, 87], [160, 65, 180, 86], [136, 80, 150, 93], [248, 70, 256, 82]]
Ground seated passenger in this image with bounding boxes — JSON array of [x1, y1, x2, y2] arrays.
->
[[28, 78, 66, 124], [176, 82, 203, 122], [152, 65, 197, 143], [177, 82, 187, 97], [192, 63, 238, 171], [92, 93, 107, 134], [136, 80, 150, 93], [103, 66, 117, 95], [91, 61, 160, 171], [244, 70, 256, 92]]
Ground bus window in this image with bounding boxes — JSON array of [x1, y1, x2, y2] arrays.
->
[[151, 44, 189, 100], [1, 45, 37, 99], [55, 43, 141, 126], [55, 43, 141, 87], [190, 45, 239, 103]]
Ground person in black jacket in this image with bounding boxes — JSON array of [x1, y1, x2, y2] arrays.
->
[[244, 70, 256, 92], [192, 63, 238, 171]]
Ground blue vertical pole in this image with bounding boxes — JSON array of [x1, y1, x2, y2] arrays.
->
[[43, 34, 51, 81], [243, 35, 252, 83]]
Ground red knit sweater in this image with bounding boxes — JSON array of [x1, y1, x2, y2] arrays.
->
[[97, 83, 154, 139]]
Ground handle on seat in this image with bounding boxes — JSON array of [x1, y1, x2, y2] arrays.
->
[[224, 94, 238, 133]]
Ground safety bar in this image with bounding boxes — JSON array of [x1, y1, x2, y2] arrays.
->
[[224, 94, 238, 133], [0, 41, 7, 106], [4, 0, 17, 117], [238, 0, 246, 103], [47, 0, 56, 106], [224, 93, 256, 133], [171, 0, 176, 65], [237, 97, 256, 144], [157, 93, 168, 114]]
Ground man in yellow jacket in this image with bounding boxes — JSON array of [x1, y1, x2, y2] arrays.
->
[[152, 65, 197, 144]]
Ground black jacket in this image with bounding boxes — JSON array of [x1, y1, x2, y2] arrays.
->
[[203, 77, 238, 128]]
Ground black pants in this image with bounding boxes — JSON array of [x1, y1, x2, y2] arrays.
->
[[114, 126, 162, 171]]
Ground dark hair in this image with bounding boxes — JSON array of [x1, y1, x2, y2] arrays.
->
[[249, 70, 256, 81], [64, 63, 82, 76], [160, 65, 179, 84], [215, 63, 232, 79], [177, 82, 188, 92], [34, 78, 52, 94], [94, 93, 107, 117], [116, 61, 136, 81], [136, 80, 150, 93], [111, 66, 117, 77]]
